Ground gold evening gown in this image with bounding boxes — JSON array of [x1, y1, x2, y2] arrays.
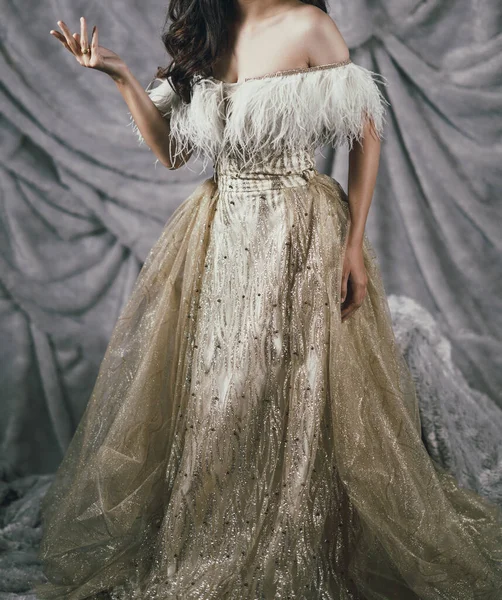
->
[[35, 58, 502, 600]]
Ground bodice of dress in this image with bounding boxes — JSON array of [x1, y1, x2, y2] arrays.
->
[[130, 58, 389, 188], [214, 151, 318, 194]]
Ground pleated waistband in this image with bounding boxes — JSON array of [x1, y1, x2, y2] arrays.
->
[[214, 167, 318, 193]]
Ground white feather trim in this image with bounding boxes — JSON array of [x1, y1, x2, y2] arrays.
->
[[128, 76, 224, 172], [225, 62, 389, 170], [128, 77, 177, 145], [129, 62, 389, 171], [167, 78, 225, 173]]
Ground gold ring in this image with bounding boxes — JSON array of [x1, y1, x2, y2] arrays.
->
[[82, 47, 90, 54]]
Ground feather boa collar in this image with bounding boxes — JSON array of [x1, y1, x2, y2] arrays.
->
[[130, 60, 389, 171]]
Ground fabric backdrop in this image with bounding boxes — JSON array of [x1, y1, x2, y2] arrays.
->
[[1, 0, 501, 481]]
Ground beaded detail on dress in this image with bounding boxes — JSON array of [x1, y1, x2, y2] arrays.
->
[[210, 57, 354, 84], [242, 57, 353, 81]]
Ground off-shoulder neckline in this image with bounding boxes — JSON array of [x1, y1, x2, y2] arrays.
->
[[207, 57, 352, 85]]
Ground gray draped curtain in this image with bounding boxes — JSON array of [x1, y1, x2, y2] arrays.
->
[[1, 0, 501, 480]]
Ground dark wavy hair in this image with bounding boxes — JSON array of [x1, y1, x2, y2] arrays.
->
[[155, 0, 329, 103]]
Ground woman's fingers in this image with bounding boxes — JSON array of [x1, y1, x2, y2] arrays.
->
[[50, 19, 97, 68], [341, 298, 361, 321], [341, 305, 357, 322], [80, 17, 89, 50], [341, 279, 367, 322], [91, 25, 98, 53], [56, 20, 80, 55], [80, 17, 91, 65], [50, 30, 73, 53], [340, 270, 349, 304]]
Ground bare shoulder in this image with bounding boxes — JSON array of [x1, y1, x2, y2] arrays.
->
[[293, 5, 350, 66]]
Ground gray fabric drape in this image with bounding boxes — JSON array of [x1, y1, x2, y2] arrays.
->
[[1, 0, 500, 485], [332, 1, 502, 402]]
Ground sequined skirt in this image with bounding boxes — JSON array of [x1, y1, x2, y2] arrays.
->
[[34, 165, 502, 600]]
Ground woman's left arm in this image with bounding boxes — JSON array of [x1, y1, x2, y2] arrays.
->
[[341, 121, 381, 322], [301, 7, 383, 321]]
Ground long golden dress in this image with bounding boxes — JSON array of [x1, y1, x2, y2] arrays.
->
[[34, 58, 502, 600]]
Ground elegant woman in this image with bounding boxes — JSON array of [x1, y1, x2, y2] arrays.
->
[[36, 1, 502, 599]]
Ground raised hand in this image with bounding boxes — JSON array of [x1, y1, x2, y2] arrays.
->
[[50, 17, 128, 80]]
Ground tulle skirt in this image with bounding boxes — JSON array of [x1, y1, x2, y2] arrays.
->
[[35, 172, 502, 599]]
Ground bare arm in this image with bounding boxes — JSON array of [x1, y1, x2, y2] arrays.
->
[[302, 8, 382, 321], [113, 69, 192, 169], [340, 124, 381, 321], [346, 124, 381, 239], [50, 17, 192, 170]]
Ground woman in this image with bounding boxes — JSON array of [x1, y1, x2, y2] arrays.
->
[[36, 1, 502, 598]]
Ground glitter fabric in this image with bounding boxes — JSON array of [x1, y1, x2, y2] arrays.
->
[[35, 61, 502, 600]]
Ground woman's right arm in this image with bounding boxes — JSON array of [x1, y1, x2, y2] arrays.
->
[[50, 17, 191, 170], [113, 70, 192, 169]]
